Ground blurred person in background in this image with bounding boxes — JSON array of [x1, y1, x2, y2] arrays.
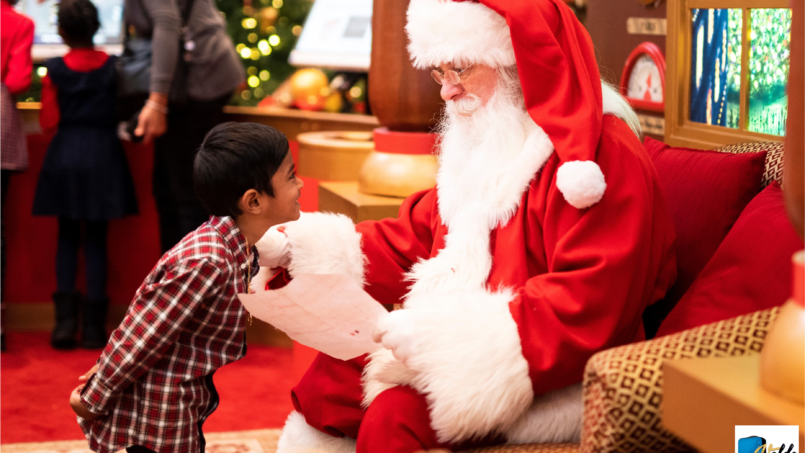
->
[[32, 0, 138, 350], [125, 0, 245, 252], [0, 0, 34, 352]]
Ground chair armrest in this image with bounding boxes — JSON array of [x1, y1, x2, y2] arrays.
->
[[581, 307, 780, 452]]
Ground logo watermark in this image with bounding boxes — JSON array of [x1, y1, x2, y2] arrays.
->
[[736, 426, 799, 453]]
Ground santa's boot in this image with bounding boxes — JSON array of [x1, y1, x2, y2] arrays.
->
[[81, 296, 109, 349], [51, 291, 80, 349]]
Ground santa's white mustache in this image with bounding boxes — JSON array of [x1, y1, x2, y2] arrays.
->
[[446, 93, 483, 116]]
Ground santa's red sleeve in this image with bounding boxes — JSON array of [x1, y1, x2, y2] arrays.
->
[[518, 119, 676, 389]]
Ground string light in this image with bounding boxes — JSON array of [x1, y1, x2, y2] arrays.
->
[[216, 0, 316, 107], [258, 40, 271, 55]]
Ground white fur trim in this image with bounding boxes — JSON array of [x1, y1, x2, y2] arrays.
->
[[361, 347, 417, 408], [283, 212, 366, 287], [406, 0, 515, 69], [601, 81, 642, 138], [398, 289, 534, 443], [255, 226, 291, 268], [277, 411, 357, 453], [556, 160, 607, 209], [503, 383, 583, 443]]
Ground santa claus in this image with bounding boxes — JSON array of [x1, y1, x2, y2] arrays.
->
[[266, 0, 677, 451]]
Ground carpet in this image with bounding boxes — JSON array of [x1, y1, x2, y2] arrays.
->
[[1, 332, 300, 444], [0, 429, 282, 453]]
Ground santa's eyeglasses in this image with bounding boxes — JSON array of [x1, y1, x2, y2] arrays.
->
[[431, 65, 475, 85]]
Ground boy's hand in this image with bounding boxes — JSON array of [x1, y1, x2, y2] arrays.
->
[[78, 364, 99, 383], [69, 384, 102, 420], [69, 364, 102, 420], [256, 226, 292, 269]]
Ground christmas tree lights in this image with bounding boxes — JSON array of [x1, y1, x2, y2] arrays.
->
[[218, 0, 313, 106]]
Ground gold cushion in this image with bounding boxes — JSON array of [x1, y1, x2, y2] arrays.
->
[[580, 307, 779, 452]]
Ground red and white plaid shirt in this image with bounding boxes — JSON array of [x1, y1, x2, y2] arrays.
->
[[78, 216, 256, 453]]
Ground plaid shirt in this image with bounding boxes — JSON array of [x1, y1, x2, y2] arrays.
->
[[78, 216, 257, 453]]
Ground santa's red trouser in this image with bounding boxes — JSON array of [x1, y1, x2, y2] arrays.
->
[[291, 352, 505, 453]]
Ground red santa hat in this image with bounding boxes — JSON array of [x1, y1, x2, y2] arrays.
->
[[406, 0, 606, 209]]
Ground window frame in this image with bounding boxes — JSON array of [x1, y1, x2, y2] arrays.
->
[[665, 0, 789, 148]]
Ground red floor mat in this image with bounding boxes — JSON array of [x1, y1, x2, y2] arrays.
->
[[1, 332, 298, 444]]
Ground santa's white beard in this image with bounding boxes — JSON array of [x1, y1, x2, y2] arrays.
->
[[435, 71, 535, 226]]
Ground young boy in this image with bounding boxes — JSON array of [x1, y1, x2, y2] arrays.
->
[[68, 122, 303, 453]]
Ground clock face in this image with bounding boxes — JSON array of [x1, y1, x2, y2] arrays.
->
[[627, 54, 663, 103]]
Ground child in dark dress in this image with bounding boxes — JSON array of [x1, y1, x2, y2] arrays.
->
[[32, 0, 137, 350]]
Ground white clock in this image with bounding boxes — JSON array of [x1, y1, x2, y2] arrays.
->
[[620, 42, 666, 113]]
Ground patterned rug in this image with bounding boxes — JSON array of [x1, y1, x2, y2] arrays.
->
[[1, 430, 582, 453], [0, 429, 282, 453]]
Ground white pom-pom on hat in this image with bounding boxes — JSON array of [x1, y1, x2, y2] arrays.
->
[[555, 161, 606, 209]]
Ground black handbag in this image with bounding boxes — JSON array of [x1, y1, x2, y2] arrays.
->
[[116, 0, 196, 120]]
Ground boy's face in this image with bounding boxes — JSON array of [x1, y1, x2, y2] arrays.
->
[[268, 150, 303, 222]]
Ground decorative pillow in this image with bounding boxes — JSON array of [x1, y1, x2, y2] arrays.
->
[[656, 182, 803, 337], [642, 136, 669, 157], [714, 141, 785, 188], [642, 138, 767, 337]]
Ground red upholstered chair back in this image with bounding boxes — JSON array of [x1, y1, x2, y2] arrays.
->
[[641, 139, 787, 338]]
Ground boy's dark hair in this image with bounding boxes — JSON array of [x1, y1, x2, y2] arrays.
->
[[194, 122, 289, 217], [58, 0, 100, 45]]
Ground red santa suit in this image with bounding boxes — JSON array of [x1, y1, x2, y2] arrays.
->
[[273, 0, 677, 451]]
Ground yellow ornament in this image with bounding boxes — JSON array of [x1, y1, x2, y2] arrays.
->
[[260, 7, 279, 33], [323, 93, 344, 113], [289, 68, 329, 111]]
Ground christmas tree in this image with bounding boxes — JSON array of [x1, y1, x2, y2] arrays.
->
[[218, 0, 314, 106]]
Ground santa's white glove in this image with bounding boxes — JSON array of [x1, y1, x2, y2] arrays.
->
[[255, 225, 292, 269], [372, 309, 421, 367]]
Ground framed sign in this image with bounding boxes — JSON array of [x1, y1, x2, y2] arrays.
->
[[620, 41, 666, 113], [289, 0, 373, 71]]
